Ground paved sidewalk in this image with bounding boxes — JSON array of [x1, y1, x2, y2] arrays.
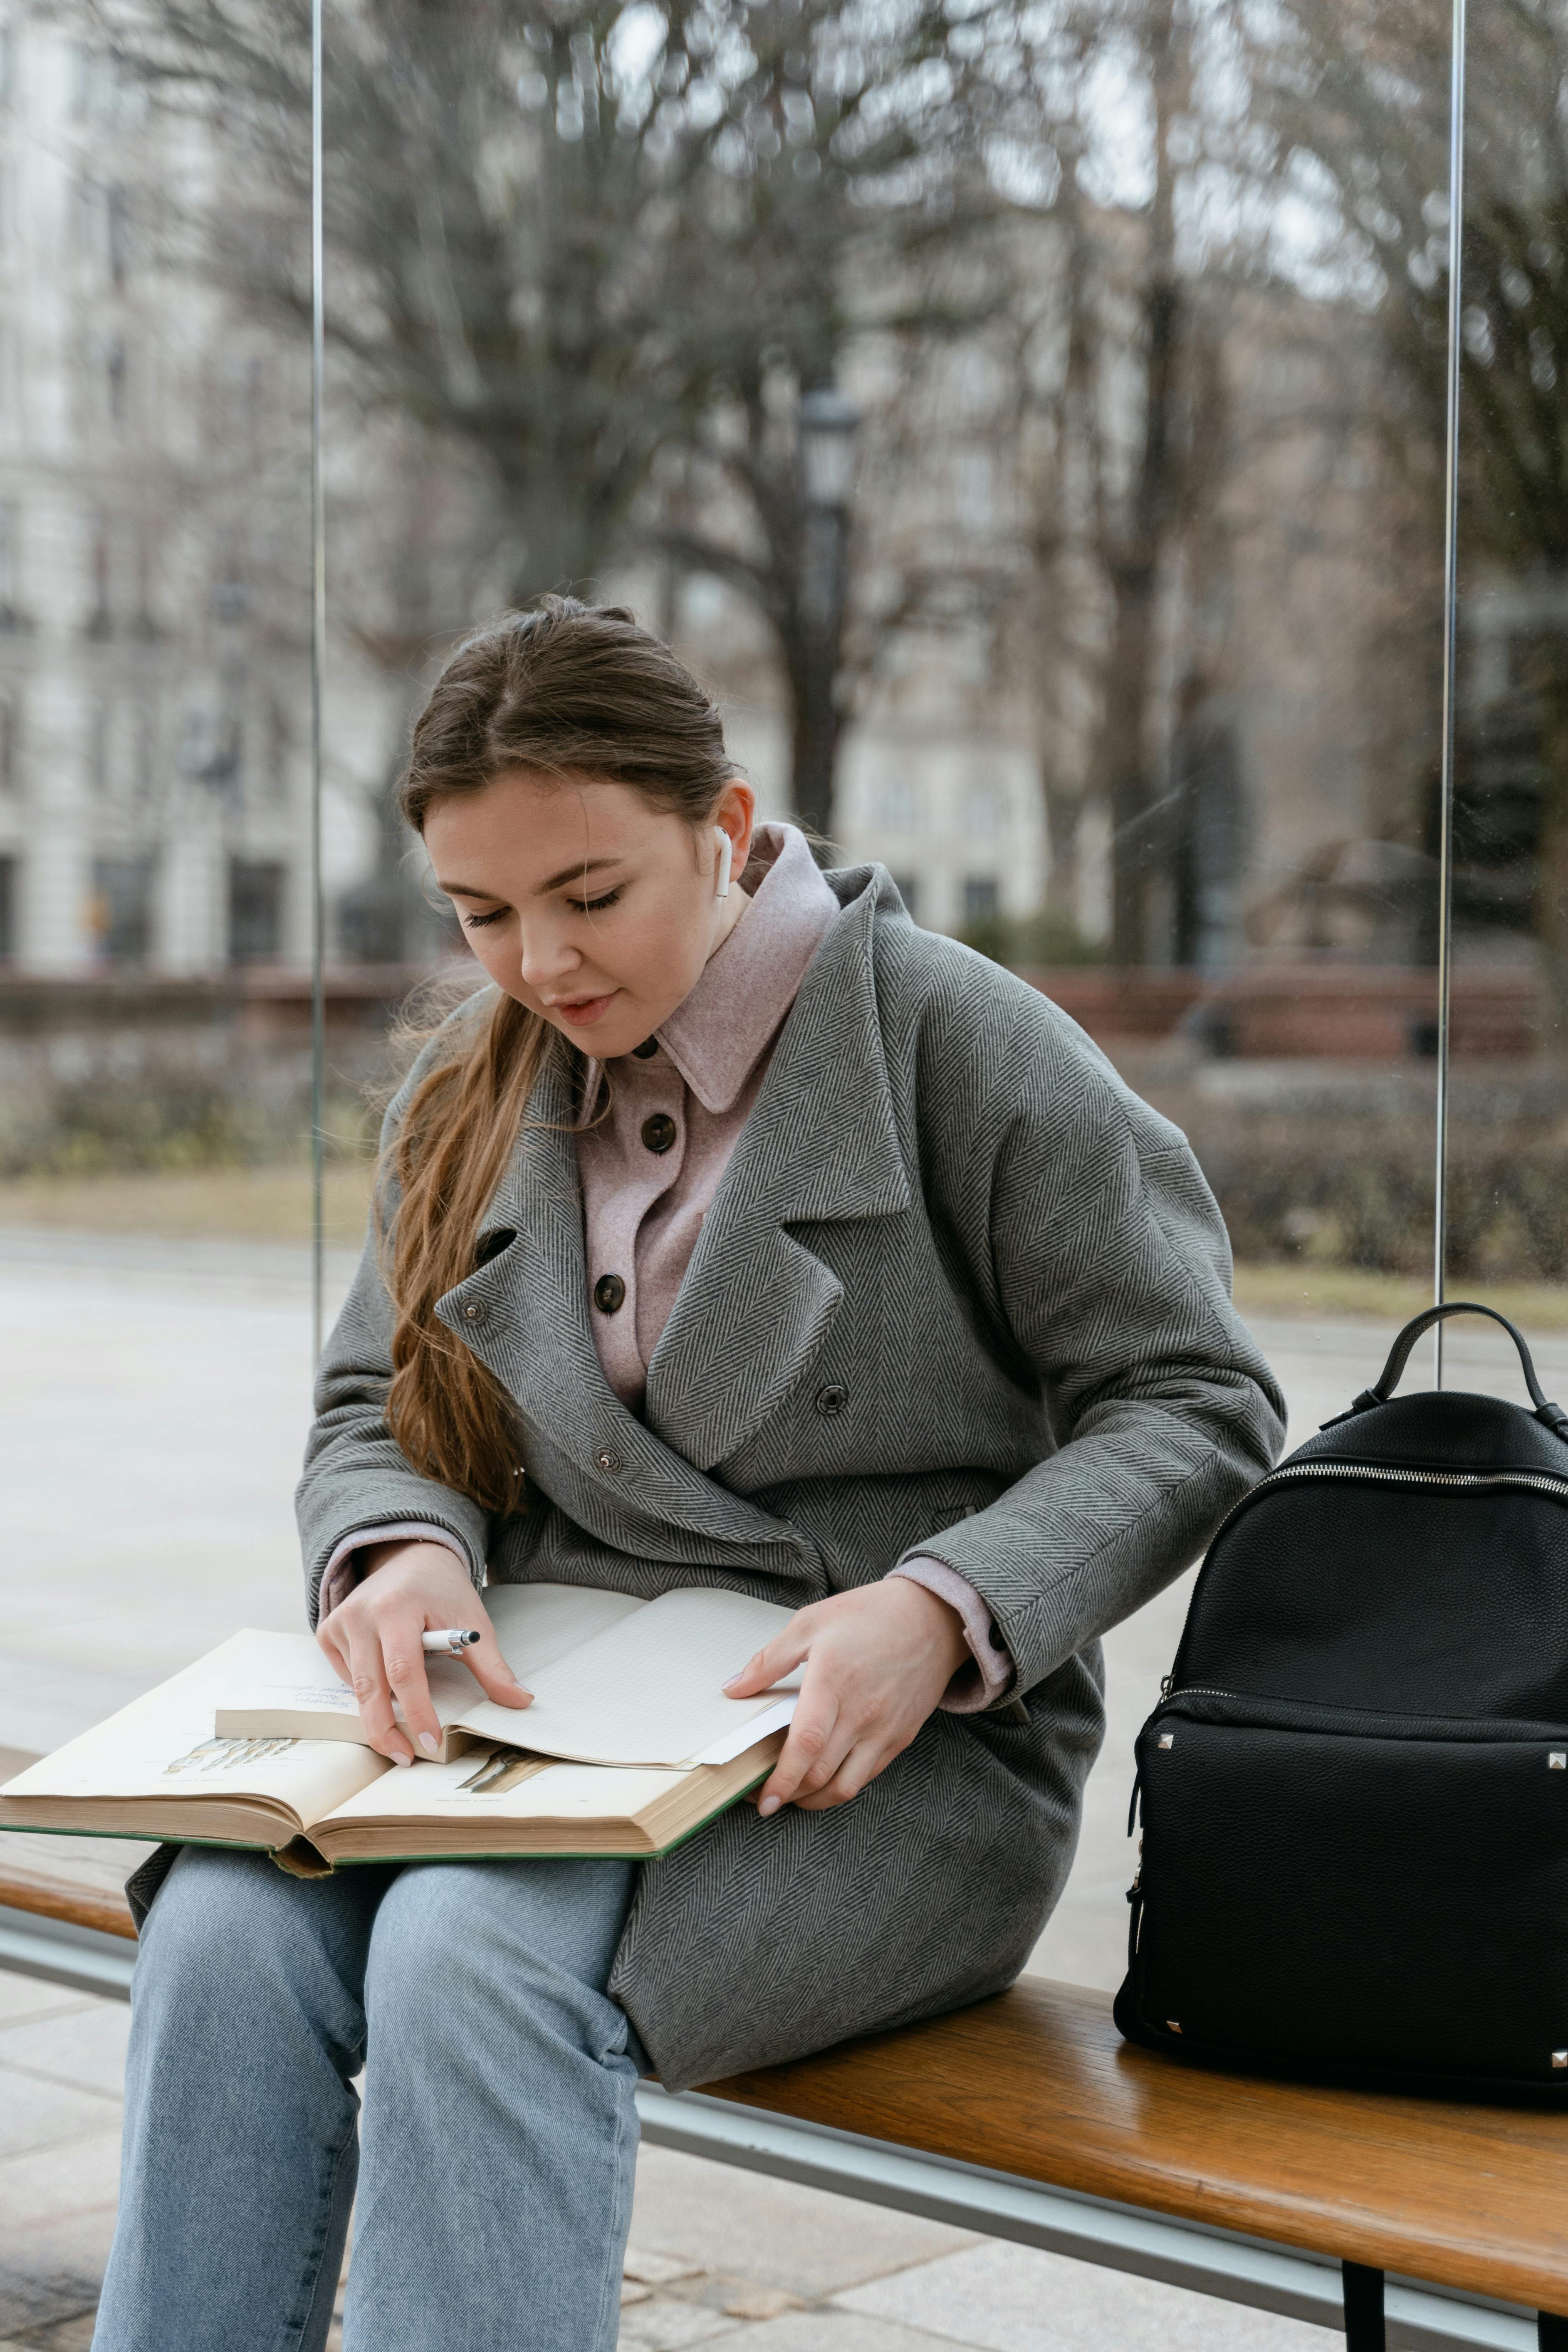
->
[[3, 1227, 1559, 2349]]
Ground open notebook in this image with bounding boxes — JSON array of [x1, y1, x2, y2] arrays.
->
[[215, 1584, 801, 1768], [0, 1586, 799, 1869]]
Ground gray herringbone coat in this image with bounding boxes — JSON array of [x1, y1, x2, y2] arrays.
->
[[296, 864, 1285, 2089]]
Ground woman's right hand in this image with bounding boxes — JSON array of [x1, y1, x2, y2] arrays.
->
[[317, 1539, 532, 1765]]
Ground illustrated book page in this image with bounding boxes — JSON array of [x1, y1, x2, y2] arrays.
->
[[0, 1625, 788, 1863]]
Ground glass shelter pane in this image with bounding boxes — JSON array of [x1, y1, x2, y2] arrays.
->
[[1447, 1, 1568, 1326], [310, 0, 1458, 1338], [0, 4, 314, 1212], [0, 14, 322, 1768]]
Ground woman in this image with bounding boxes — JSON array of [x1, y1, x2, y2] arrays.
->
[[96, 599, 1284, 2352]]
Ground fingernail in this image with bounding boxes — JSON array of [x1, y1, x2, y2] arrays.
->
[[391, 1753, 411, 1768], [758, 1795, 780, 1818], [418, 1732, 439, 1756]]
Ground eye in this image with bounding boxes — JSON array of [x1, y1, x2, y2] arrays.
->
[[568, 888, 623, 914], [462, 907, 508, 929]]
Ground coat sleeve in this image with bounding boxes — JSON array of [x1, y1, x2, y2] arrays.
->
[[899, 952, 1287, 1701], [294, 1030, 493, 1627]]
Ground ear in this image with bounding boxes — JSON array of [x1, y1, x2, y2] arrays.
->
[[713, 778, 757, 876]]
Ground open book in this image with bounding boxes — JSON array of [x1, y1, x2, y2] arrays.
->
[[216, 1583, 801, 1768], [0, 1585, 799, 1870]]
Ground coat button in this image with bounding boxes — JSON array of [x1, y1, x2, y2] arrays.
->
[[594, 1445, 623, 1474], [641, 1112, 677, 1154], [814, 1384, 848, 1418], [594, 1274, 626, 1314], [632, 1037, 659, 1059], [463, 1300, 487, 1325]]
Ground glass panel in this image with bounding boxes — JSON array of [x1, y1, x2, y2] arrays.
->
[[0, 8, 317, 1762], [309, 0, 1472, 2015], [1446, 0, 1568, 1352]]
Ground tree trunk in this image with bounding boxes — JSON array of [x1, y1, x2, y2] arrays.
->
[[1042, 774, 1086, 920]]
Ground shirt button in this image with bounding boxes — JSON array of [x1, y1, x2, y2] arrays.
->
[[594, 1274, 626, 1315], [814, 1384, 848, 1418], [463, 1301, 487, 1325], [594, 1446, 623, 1474], [641, 1112, 678, 1155], [632, 1038, 659, 1060]]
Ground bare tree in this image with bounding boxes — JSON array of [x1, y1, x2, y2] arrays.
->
[[97, 0, 1019, 832], [1259, 0, 1568, 986]]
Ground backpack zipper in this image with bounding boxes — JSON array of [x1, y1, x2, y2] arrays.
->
[[1164, 1461, 1568, 1708], [1192, 1460, 1568, 1591], [1256, 1462, 1568, 1498]]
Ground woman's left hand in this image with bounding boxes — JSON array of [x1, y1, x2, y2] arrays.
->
[[723, 1578, 970, 1815]]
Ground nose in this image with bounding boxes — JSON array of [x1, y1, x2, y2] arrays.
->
[[517, 915, 581, 994]]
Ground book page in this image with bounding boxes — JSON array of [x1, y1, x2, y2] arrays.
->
[[0, 1631, 387, 1830], [215, 1588, 648, 1743], [319, 1749, 685, 1830], [454, 1586, 799, 1766]]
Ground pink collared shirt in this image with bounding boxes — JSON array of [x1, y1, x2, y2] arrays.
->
[[325, 824, 1011, 1710]]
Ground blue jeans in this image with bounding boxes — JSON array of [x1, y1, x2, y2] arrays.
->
[[93, 1845, 645, 2352]]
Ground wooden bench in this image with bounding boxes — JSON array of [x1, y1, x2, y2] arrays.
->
[[3, 1745, 1565, 2352]]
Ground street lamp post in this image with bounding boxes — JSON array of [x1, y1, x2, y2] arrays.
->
[[795, 381, 859, 843]]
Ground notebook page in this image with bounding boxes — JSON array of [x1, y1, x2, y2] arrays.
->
[[214, 1589, 649, 1739], [484, 1583, 647, 1677], [454, 1586, 797, 1766]]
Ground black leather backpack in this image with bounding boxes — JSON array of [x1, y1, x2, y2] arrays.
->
[[1117, 1300, 1568, 2100]]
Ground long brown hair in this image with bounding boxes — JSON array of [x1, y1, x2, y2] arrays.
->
[[385, 597, 734, 1514]]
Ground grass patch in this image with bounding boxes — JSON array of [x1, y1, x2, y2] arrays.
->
[[1232, 1263, 1568, 1330], [3, 1166, 1566, 1331], [0, 1162, 377, 1247]]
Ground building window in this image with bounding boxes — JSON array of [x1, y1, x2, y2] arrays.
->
[[91, 856, 155, 964], [87, 509, 111, 636], [878, 779, 921, 834], [0, 853, 14, 960], [966, 781, 1004, 838], [0, 500, 20, 623], [229, 858, 286, 964], [104, 334, 128, 434], [963, 875, 999, 923], [890, 873, 920, 919]]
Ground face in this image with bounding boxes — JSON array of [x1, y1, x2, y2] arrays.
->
[[424, 769, 757, 1060]]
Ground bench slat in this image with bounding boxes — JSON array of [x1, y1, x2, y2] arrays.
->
[[702, 1979, 1568, 2317], [0, 1862, 139, 1941]]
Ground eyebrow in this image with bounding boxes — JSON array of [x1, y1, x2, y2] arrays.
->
[[437, 856, 626, 900]]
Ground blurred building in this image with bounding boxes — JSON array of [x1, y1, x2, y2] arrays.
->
[[0, 20, 1532, 990], [0, 20, 398, 980]]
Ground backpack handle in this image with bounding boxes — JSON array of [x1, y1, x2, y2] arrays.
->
[[1337, 1301, 1568, 1441]]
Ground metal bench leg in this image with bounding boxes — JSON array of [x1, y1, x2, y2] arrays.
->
[[1342, 2263, 1384, 2351], [1539, 2315, 1568, 2352]]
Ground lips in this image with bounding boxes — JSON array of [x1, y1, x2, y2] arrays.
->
[[547, 990, 618, 1028]]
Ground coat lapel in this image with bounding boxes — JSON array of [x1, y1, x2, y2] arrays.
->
[[433, 871, 911, 1522], [643, 877, 912, 1469], [431, 1039, 805, 1554]]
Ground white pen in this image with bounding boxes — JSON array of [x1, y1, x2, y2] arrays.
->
[[422, 1628, 481, 1655]]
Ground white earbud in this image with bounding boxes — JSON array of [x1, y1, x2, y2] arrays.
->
[[714, 828, 732, 899]]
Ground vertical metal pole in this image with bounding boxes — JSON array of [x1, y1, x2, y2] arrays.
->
[[309, 0, 327, 1367], [1433, 0, 1467, 1391]]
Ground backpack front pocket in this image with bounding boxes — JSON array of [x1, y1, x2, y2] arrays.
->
[[1123, 1696, 1568, 2089]]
